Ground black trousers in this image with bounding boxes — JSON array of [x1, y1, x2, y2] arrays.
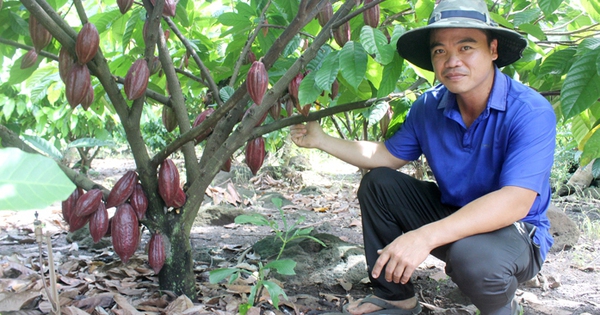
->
[[357, 168, 543, 315]]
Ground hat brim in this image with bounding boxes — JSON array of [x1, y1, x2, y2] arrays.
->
[[396, 20, 527, 72]]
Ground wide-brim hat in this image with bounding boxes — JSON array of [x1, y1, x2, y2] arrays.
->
[[396, 0, 527, 72]]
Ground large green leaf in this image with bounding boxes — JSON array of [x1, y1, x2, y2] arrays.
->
[[0, 148, 75, 211], [208, 268, 239, 284], [21, 135, 63, 160], [315, 51, 339, 92], [538, 0, 563, 16], [561, 48, 600, 119], [377, 53, 403, 98], [538, 47, 577, 76], [359, 26, 395, 65], [518, 23, 546, 41], [88, 10, 122, 34], [339, 42, 368, 89], [67, 138, 115, 149], [580, 0, 600, 22], [217, 12, 251, 28], [581, 124, 600, 166], [298, 70, 321, 106], [264, 259, 296, 275]]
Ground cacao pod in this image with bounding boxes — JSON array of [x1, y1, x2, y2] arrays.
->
[[296, 103, 311, 117], [71, 188, 102, 219], [192, 108, 215, 143], [69, 212, 91, 233], [245, 51, 256, 65], [149, 56, 162, 75], [164, 29, 171, 41], [73, 188, 103, 218], [105, 217, 113, 237], [124, 59, 150, 100], [106, 170, 138, 208], [162, 106, 177, 132], [29, 15, 52, 52], [285, 98, 294, 117], [20, 50, 38, 69], [59, 46, 75, 83], [269, 102, 281, 120], [333, 21, 351, 47], [61, 188, 83, 225], [158, 159, 180, 207], [243, 103, 268, 127], [65, 64, 91, 108], [245, 137, 265, 176], [246, 60, 268, 105], [363, 0, 380, 28], [329, 79, 339, 100], [117, 0, 134, 14], [130, 184, 148, 221], [288, 72, 303, 101], [111, 203, 140, 263], [380, 107, 393, 138], [81, 84, 94, 111], [75, 23, 99, 64], [171, 187, 186, 208], [89, 201, 109, 243], [150, 0, 178, 17], [148, 232, 166, 274], [222, 158, 232, 172], [317, 1, 333, 27]]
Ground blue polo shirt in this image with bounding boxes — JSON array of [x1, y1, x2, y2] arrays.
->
[[385, 67, 556, 261]]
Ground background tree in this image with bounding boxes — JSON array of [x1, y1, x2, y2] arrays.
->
[[0, 0, 598, 299]]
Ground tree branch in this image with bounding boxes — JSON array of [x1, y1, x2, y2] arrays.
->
[[0, 38, 58, 61]]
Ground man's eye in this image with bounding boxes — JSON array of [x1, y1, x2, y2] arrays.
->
[[462, 46, 472, 51], [432, 49, 444, 54]]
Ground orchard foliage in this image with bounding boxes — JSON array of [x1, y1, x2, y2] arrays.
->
[[0, 0, 599, 299]]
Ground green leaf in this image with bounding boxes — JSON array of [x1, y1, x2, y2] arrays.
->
[[21, 135, 63, 160], [307, 45, 332, 72], [9, 54, 39, 84], [265, 259, 296, 275], [88, 10, 122, 34], [122, 9, 142, 51], [315, 52, 339, 92], [220, 86, 235, 102], [298, 70, 321, 106], [518, 23, 546, 41], [263, 280, 289, 309], [377, 53, 404, 98], [0, 148, 75, 211], [235, 213, 270, 226], [488, 12, 514, 29], [561, 48, 600, 119], [581, 124, 600, 166], [511, 8, 541, 27], [580, 0, 600, 22], [415, 0, 434, 21], [2, 98, 15, 120], [538, 0, 563, 16], [208, 268, 239, 284], [218, 12, 251, 27], [67, 138, 115, 149], [359, 26, 395, 65], [539, 47, 577, 76], [367, 101, 390, 126], [339, 42, 368, 89]]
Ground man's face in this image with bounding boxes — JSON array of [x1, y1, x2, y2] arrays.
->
[[429, 28, 498, 98]]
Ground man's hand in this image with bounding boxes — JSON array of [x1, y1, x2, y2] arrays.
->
[[290, 121, 325, 149], [371, 230, 433, 284]]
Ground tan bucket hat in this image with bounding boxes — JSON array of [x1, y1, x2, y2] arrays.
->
[[396, 0, 527, 71]]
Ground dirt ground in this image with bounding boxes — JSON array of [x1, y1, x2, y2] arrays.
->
[[0, 153, 599, 315]]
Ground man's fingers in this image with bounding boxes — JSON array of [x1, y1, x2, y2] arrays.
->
[[371, 250, 389, 279]]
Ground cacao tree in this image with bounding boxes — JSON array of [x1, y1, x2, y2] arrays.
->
[[0, 0, 599, 300]]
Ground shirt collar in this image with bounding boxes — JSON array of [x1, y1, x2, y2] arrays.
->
[[437, 66, 508, 112]]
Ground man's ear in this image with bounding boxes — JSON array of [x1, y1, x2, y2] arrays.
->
[[490, 39, 499, 61]]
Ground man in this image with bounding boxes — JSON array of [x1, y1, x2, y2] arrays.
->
[[290, 0, 556, 314]]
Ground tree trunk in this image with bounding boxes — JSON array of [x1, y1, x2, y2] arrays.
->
[[158, 220, 197, 299]]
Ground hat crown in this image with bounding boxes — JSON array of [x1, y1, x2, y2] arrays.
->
[[428, 0, 496, 26]]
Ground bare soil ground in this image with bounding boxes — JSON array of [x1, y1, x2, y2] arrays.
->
[[0, 153, 599, 315]]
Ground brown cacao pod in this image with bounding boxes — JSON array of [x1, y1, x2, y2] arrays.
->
[[149, 56, 162, 75], [288, 72, 303, 101], [162, 106, 177, 132], [76, 23, 99, 64], [20, 49, 38, 69], [243, 103, 268, 127], [29, 15, 52, 52], [317, 1, 333, 27], [329, 79, 339, 100], [269, 102, 281, 120], [158, 159, 180, 207], [61, 187, 83, 225], [245, 51, 256, 65], [124, 59, 150, 100], [296, 103, 311, 117], [130, 184, 148, 221], [117, 0, 134, 14], [245, 137, 265, 176], [363, 0, 380, 28], [247, 60, 268, 105], [171, 187, 186, 208], [81, 84, 94, 110], [65, 64, 91, 109], [333, 21, 351, 47], [148, 232, 166, 274], [59, 47, 76, 83], [89, 201, 109, 243], [73, 188, 103, 218], [106, 170, 138, 208], [69, 212, 90, 232], [111, 203, 139, 263], [285, 98, 294, 117], [163, 0, 177, 17], [192, 108, 215, 143], [222, 157, 232, 172]]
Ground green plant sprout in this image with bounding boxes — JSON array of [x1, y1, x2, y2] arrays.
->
[[209, 198, 326, 314]]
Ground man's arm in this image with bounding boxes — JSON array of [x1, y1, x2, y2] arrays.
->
[[372, 185, 537, 284], [290, 121, 408, 170]]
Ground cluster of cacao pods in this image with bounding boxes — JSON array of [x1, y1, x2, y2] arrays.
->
[[245, 136, 266, 175], [61, 170, 149, 264], [158, 159, 186, 208], [363, 0, 380, 28], [21, 15, 52, 69], [247, 60, 268, 105]]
